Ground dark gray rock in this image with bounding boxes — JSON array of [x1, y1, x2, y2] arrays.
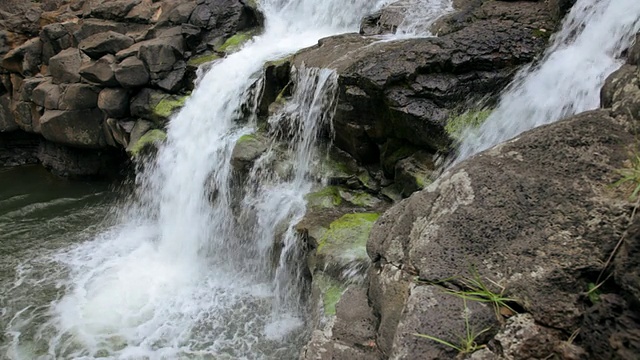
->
[[39, 108, 106, 148], [629, 34, 640, 66], [1, 37, 42, 76], [58, 83, 100, 110], [49, 47, 86, 84], [32, 79, 62, 109], [40, 22, 78, 64], [17, 77, 46, 102], [11, 100, 40, 133], [114, 56, 149, 88], [79, 54, 118, 86], [230, 132, 268, 171], [37, 140, 122, 178], [73, 19, 121, 43], [138, 35, 184, 73], [98, 87, 129, 118], [292, 0, 554, 163], [0, 94, 18, 131], [367, 110, 633, 357], [87, 0, 142, 21], [79, 31, 134, 59], [394, 151, 435, 198]]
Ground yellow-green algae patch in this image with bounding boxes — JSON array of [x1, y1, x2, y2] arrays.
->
[[314, 274, 346, 316], [317, 213, 380, 263], [217, 31, 254, 53], [128, 129, 167, 156], [153, 95, 188, 119], [445, 109, 492, 140], [187, 53, 220, 67]]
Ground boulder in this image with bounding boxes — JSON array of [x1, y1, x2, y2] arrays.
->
[[629, 33, 640, 66], [98, 87, 129, 118], [79, 31, 134, 59], [49, 47, 86, 84], [230, 132, 268, 171], [58, 83, 100, 110], [129, 88, 185, 123], [73, 19, 122, 43], [37, 140, 122, 178], [17, 77, 46, 102], [292, 0, 554, 163], [86, 0, 142, 21], [114, 56, 149, 87], [125, 0, 162, 24], [11, 100, 41, 133], [0, 94, 18, 131], [79, 54, 118, 86], [32, 79, 62, 109], [39, 108, 106, 148], [1, 37, 42, 76], [138, 35, 184, 73], [366, 110, 634, 358], [40, 22, 78, 64]]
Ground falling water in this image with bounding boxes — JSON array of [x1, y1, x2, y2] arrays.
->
[[2, 0, 388, 359], [394, 0, 453, 37], [456, 0, 640, 161]]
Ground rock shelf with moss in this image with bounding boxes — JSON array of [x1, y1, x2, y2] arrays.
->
[[445, 109, 492, 140], [187, 53, 221, 67], [217, 31, 255, 53], [153, 95, 188, 120], [317, 213, 380, 266], [127, 129, 167, 157]]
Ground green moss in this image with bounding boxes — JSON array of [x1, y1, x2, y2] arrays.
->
[[187, 53, 220, 67], [445, 109, 492, 140], [532, 28, 551, 40], [237, 133, 258, 144], [217, 31, 254, 53], [128, 129, 167, 156], [153, 95, 188, 119], [265, 56, 292, 68], [306, 186, 343, 208], [317, 213, 380, 262], [314, 274, 346, 316]]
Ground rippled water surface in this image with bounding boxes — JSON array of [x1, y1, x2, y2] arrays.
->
[[0, 165, 116, 359]]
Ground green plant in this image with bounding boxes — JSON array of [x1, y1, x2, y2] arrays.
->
[[414, 299, 490, 356], [612, 150, 640, 200], [445, 268, 517, 320]]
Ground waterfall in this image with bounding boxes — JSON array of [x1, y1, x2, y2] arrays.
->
[[455, 0, 640, 162], [1, 1, 390, 359]]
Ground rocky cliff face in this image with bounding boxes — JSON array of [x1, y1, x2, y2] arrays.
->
[[302, 27, 640, 360], [0, 0, 260, 177]]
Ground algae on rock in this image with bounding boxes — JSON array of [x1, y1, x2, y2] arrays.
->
[[127, 129, 167, 157]]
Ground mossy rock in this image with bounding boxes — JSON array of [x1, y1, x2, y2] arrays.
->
[[306, 186, 343, 209], [230, 132, 269, 171], [317, 213, 380, 269], [313, 274, 346, 316], [127, 129, 167, 157], [306, 186, 382, 210], [216, 31, 255, 53], [395, 151, 435, 198], [187, 53, 220, 67], [153, 95, 188, 120], [445, 109, 492, 140]]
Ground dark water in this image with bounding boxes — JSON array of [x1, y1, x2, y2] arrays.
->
[[0, 165, 116, 358]]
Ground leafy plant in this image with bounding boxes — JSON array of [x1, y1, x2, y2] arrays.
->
[[414, 299, 490, 356], [445, 268, 517, 320]]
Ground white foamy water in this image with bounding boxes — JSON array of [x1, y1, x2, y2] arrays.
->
[[456, 0, 640, 161], [2, 1, 392, 359]]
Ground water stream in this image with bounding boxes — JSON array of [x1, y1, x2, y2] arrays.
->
[[455, 0, 640, 161], [1, 0, 390, 358]]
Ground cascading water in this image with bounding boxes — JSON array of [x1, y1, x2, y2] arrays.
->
[[455, 0, 640, 162], [393, 0, 453, 37], [1, 1, 389, 359]]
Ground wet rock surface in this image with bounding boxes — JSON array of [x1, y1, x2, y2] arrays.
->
[[0, 0, 261, 177]]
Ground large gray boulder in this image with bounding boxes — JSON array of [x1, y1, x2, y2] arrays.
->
[[79, 54, 119, 86], [49, 47, 87, 84], [1, 37, 42, 76], [39, 108, 106, 148], [366, 109, 635, 358], [58, 83, 100, 110], [114, 56, 150, 87], [292, 0, 554, 164], [98, 87, 129, 118], [40, 22, 78, 64], [79, 31, 134, 59]]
